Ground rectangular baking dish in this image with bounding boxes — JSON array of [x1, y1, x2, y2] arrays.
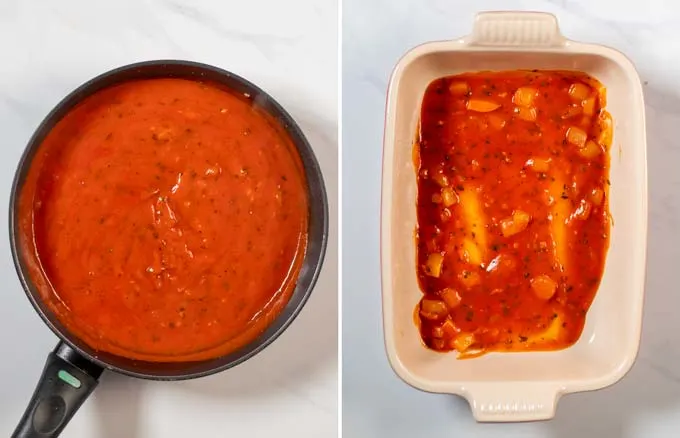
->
[[381, 11, 648, 422]]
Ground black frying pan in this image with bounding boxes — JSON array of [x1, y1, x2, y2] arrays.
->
[[9, 60, 328, 438]]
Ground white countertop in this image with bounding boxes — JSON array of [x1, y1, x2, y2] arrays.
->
[[343, 0, 680, 436], [0, 0, 338, 437]]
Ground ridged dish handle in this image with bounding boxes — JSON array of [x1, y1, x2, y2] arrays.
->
[[463, 383, 562, 422], [469, 12, 566, 47]]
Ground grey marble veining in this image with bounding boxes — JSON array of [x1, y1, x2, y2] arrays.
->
[[342, 0, 680, 436], [0, 1, 338, 437]]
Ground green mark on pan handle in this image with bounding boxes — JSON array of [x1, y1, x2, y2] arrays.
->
[[58, 369, 82, 389]]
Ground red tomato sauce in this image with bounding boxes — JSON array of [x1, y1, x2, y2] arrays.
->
[[18, 78, 308, 362], [415, 70, 612, 357]]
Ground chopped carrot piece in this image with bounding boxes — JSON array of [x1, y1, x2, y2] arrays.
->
[[424, 253, 444, 277], [439, 288, 462, 310], [566, 126, 588, 147], [578, 140, 602, 159], [458, 269, 481, 289], [467, 99, 501, 113], [568, 83, 590, 101], [582, 96, 596, 116], [597, 111, 613, 147], [441, 187, 457, 207], [514, 106, 537, 122], [449, 81, 470, 96], [513, 87, 537, 107], [420, 299, 449, 320], [453, 332, 476, 352], [500, 210, 531, 237], [531, 275, 557, 300]]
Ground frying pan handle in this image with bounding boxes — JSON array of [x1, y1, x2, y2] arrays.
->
[[12, 342, 104, 438]]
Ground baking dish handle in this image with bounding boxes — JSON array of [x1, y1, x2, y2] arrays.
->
[[463, 383, 562, 422], [468, 11, 566, 47]]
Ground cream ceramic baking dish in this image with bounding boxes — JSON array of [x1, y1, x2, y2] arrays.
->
[[381, 11, 648, 422]]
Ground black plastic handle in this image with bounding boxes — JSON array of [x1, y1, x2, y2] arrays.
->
[[12, 342, 104, 438]]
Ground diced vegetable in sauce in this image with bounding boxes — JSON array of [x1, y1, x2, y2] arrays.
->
[[414, 70, 611, 357], [467, 99, 501, 113], [582, 96, 596, 116], [579, 140, 602, 159], [514, 106, 538, 122], [439, 288, 462, 309], [441, 187, 457, 207], [425, 253, 444, 277], [561, 104, 582, 119], [458, 269, 481, 289], [420, 299, 449, 320], [449, 81, 470, 96], [453, 332, 476, 352], [568, 83, 590, 101], [500, 210, 531, 237], [513, 87, 538, 108], [531, 275, 558, 300], [566, 126, 588, 148]]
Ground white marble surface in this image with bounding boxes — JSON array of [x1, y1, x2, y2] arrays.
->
[[343, 0, 680, 436], [0, 1, 338, 437]]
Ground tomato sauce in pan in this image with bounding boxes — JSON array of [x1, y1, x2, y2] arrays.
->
[[415, 70, 612, 357], [18, 78, 308, 362]]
